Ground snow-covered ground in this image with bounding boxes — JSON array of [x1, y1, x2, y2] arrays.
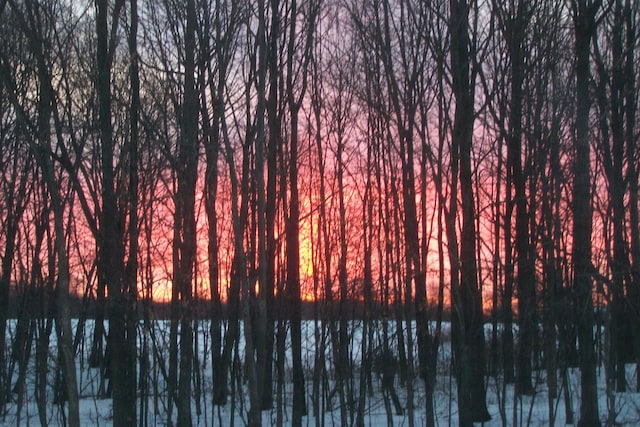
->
[[2, 320, 640, 426]]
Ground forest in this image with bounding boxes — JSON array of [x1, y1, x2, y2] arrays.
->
[[0, 0, 639, 426]]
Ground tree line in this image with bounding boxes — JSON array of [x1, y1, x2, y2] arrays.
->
[[0, 0, 639, 426]]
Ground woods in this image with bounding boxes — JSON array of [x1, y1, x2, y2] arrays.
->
[[1, 0, 640, 426]]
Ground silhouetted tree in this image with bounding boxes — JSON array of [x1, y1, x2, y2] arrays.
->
[[571, 0, 604, 425], [449, 0, 490, 424]]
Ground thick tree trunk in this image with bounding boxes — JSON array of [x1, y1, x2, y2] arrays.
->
[[593, 0, 629, 394], [127, 0, 140, 418], [609, 1, 629, 392], [449, 0, 490, 424], [285, 2, 317, 423], [288, 110, 307, 426], [572, 1, 601, 425], [502, 4, 536, 396], [0, 221, 18, 410], [175, 1, 198, 424], [248, 0, 272, 417], [623, 0, 640, 392], [95, 1, 135, 424]]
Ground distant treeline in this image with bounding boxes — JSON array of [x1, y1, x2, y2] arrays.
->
[[5, 292, 456, 321]]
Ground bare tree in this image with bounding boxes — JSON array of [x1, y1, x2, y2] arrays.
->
[[623, 0, 640, 392], [127, 0, 140, 419], [493, 0, 537, 396], [592, 0, 640, 397], [571, 0, 604, 425], [449, 0, 490, 424], [284, 1, 320, 424], [0, 2, 81, 424], [172, 1, 199, 424], [94, 0, 140, 423], [0, 47, 32, 411]]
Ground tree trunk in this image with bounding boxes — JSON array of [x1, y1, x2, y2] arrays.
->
[[572, 1, 602, 425], [285, 1, 317, 423], [501, 2, 536, 396], [262, 0, 280, 407], [288, 110, 307, 426], [175, 1, 198, 424], [127, 0, 140, 417], [0, 142, 31, 410], [449, 0, 490, 424], [35, 115, 81, 427], [95, 1, 135, 424], [623, 0, 640, 392], [0, 214, 18, 410], [28, 6, 80, 423]]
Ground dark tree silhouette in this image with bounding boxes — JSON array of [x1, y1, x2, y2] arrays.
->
[[449, 0, 490, 424], [571, 0, 603, 425]]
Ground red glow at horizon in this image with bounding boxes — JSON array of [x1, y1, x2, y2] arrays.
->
[[60, 127, 608, 315]]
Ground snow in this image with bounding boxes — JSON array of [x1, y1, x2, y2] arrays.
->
[[2, 319, 640, 426]]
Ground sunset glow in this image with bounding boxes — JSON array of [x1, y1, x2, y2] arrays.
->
[[3, 0, 640, 425]]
